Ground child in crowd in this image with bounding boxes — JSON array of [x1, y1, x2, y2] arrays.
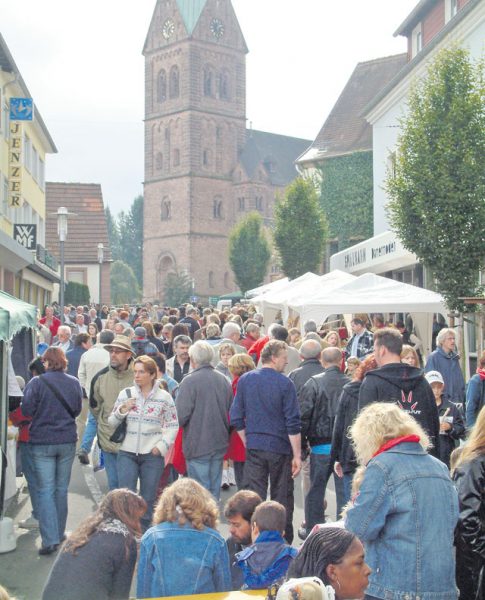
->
[[235, 500, 297, 590]]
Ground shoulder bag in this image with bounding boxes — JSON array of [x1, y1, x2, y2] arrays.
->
[[39, 375, 76, 419], [109, 388, 132, 444]]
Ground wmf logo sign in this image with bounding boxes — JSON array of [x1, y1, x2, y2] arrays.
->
[[14, 224, 37, 250]]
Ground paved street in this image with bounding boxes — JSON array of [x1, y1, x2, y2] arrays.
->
[[1, 460, 337, 599]]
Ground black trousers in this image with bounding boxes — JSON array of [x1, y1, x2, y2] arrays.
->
[[244, 449, 294, 544]]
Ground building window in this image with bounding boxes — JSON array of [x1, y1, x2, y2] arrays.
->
[[238, 197, 245, 211], [255, 196, 263, 212], [202, 149, 212, 167], [209, 271, 215, 288], [445, 0, 459, 21], [157, 69, 167, 103], [213, 198, 223, 219], [161, 199, 171, 220], [169, 66, 179, 99], [412, 23, 423, 57], [218, 71, 230, 100], [173, 148, 180, 167], [155, 152, 163, 171], [203, 67, 214, 97]]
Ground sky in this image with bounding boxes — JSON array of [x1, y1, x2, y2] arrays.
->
[[2, 0, 418, 214]]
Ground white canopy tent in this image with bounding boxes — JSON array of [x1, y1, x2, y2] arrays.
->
[[290, 272, 448, 357], [245, 277, 289, 299]]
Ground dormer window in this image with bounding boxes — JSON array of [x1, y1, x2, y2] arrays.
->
[[445, 0, 458, 22], [411, 23, 423, 58]]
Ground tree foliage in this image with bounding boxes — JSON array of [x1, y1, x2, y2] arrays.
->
[[228, 212, 271, 293], [164, 271, 193, 307], [105, 206, 121, 261], [319, 151, 373, 251], [110, 260, 141, 305], [273, 177, 328, 279], [64, 282, 90, 305], [386, 46, 485, 311]]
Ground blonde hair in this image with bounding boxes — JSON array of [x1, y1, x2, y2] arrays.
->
[[323, 329, 341, 349], [401, 344, 419, 366], [350, 403, 430, 465], [228, 353, 256, 378], [454, 406, 485, 469], [152, 478, 219, 530], [218, 342, 236, 359], [0, 584, 15, 600]]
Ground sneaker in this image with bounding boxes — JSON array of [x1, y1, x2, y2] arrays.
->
[[19, 516, 39, 530], [228, 466, 236, 486], [78, 450, 90, 465], [297, 525, 308, 541], [221, 470, 229, 490]]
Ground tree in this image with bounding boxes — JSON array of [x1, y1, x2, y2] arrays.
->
[[110, 260, 141, 305], [65, 282, 90, 305], [117, 195, 143, 288], [386, 46, 485, 311], [105, 206, 121, 261], [164, 271, 193, 307], [273, 177, 328, 279], [228, 212, 271, 293]]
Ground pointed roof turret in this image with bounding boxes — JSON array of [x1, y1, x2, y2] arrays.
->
[[175, 0, 207, 35]]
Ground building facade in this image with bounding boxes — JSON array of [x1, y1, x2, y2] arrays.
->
[[143, 0, 310, 302], [0, 33, 59, 307]]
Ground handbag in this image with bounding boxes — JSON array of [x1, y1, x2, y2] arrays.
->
[[109, 388, 131, 443]]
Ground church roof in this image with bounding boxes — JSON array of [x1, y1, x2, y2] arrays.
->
[[175, 0, 207, 35], [298, 53, 407, 164], [240, 130, 312, 187], [45, 182, 112, 264]]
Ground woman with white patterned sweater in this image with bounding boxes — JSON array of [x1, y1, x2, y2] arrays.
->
[[109, 355, 178, 530]]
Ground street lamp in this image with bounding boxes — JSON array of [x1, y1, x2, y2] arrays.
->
[[51, 206, 75, 324], [97, 242, 104, 305]]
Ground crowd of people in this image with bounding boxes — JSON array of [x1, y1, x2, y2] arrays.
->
[[4, 301, 484, 600]]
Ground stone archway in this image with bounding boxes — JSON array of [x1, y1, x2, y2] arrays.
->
[[157, 253, 177, 301]]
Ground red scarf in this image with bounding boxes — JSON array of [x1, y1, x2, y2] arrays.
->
[[476, 368, 485, 381], [372, 435, 420, 458]]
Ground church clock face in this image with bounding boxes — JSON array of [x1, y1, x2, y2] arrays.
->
[[162, 18, 175, 40], [210, 18, 225, 39]]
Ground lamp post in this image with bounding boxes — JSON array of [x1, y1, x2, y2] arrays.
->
[[97, 242, 104, 306], [51, 206, 75, 324]]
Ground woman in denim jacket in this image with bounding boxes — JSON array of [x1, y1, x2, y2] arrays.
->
[[345, 403, 459, 600], [137, 478, 231, 598]]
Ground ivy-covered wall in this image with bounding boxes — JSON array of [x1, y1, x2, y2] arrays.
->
[[318, 150, 373, 252]]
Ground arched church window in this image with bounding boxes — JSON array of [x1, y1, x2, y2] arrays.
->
[[213, 198, 223, 220], [161, 199, 171, 221], [169, 66, 179, 99], [155, 152, 163, 171], [173, 149, 180, 167], [203, 67, 214, 97], [157, 70, 167, 103], [219, 71, 230, 100], [202, 149, 212, 167]]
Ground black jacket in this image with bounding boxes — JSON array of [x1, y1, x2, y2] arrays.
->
[[453, 454, 485, 600], [300, 366, 350, 446], [226, 537, 244, 590], [436, 397, 465, 468], [358, 363, 440, 457], [330, 380, 361, 474], [288, 359, 324, 398]]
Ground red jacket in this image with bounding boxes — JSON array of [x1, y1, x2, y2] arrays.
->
[[9, 406, 31, 443], [224, 376, 245, 462], [39, 315, 61, 338], [247, 335, 269, 364]]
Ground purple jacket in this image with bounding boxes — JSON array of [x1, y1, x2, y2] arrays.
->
[[21, 371, 82, 445]]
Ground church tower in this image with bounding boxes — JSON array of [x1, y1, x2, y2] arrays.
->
[[143, 0, 248, 301]]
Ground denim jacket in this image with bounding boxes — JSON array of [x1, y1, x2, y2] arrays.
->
[[345, 442, 458, 600], [137, 521, 232, 598]]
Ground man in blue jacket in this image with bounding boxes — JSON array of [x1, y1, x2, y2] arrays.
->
[[230, 340, 301, 543], [425, 327, 465, 405]]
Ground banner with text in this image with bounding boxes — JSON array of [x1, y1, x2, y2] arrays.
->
[[9, 122, 23, 208]]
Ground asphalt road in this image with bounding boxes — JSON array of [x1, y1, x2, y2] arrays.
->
[[1, 458, 336, 600]]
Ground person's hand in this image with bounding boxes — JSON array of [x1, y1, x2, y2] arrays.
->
[[440, 421, 452, 432], [120, 398, 136, 414], [151, 447, 161, 456], [291, 455, 302, 478], [334, 461, 343, 478]]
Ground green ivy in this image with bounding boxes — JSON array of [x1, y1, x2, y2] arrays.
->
[[64, 282, 90, 306], [318, 151, 373, 251]]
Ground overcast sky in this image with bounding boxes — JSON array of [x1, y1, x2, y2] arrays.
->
[[2, 0, 417, 214]]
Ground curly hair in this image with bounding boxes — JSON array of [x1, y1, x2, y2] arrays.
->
[[353, 354, 378, 382], [153, 478, 219, 530], [63, 489, 146, 556], [228, 353, 256, 378], [350, 402, 430, 465]]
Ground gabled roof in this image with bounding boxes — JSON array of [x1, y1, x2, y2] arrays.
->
[[394, 0, 437, 36], [176, 0, 208, 34], [45, 183, 112, 264], [0, 33, 57, 153], [239, 130, 311, 187], [298, 54, 407, 164]]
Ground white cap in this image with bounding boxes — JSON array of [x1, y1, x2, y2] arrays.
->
[[425, 370, 444, 385]]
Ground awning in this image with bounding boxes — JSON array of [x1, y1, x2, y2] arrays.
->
[[0, 228, 33, 273], [0, 290, 37, 342]]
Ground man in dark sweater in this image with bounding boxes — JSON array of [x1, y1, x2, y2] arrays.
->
[[358, 327, 440, 456], [300, 347, 350, 533], [230, 340, 301, 544]]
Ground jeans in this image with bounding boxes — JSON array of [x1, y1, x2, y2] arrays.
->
[[233, 461, 245, 490], [305, 452, 332, 532], [19, 442, 39, 520], [118, 450, 164, 530], [31, 443, 76, 547], [80, 412, 97, 454], [342, 472, 354, 507], [334, 470, 345, 520], [186, 450, 225, 500], [244, 449, 294, 544], [103, 450, 119, 490]]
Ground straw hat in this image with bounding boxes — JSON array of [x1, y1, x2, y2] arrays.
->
[[104, 335, 134, 354]]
